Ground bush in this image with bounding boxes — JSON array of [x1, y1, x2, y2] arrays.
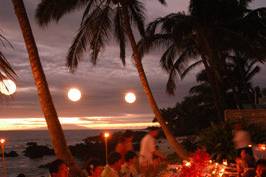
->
[[198, 120, 266, 162], [198, 122, 236, 162]]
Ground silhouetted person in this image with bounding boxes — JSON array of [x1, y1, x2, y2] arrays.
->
[[85, 158, 104, 177], [139, 127, 165, 173], [256, 159, 266, 177], [121, 151, 139, 177], [101, 152, 123, 177], [49, 159, 69, 177], [233, 123, 252, 157], [115, 130, 134, 161]]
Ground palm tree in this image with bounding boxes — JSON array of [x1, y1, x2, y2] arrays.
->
[[138, 0, 266, 120], [226, 52, 261, 108], [10, 1, 84, 176], [0, 34, 16, 88], [35, 0, 188, 159]]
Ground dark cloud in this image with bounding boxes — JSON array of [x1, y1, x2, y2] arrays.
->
[[0, 0, 265, 128]]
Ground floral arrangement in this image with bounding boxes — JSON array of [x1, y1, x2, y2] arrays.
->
[[179, 149, 211, 177]]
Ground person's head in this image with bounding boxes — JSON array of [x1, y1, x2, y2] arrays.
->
[[17, 174, 26, 177], [85, 159, 103, 177], [119, 130, 133, 144], [256, 159, 266, 177], [108, 152, 123, 171], [149, 127, 160, 138], [49, 159, 69, 177], [240, 149, 248, 159], [125, 151, 138, 164]]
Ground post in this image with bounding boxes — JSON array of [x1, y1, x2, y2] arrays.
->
[[105, 138, 108, 165], [104, 132, 110, 165], [0, 139, 7, 177], [0, 139, 5, 160]]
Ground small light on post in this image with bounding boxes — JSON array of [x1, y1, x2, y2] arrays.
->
[[104, 132, 110, 165], [104, 132, 110, 139], [0, 139, 5, 160]]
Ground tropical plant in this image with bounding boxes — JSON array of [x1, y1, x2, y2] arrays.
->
[[138, 0, 266, 120], [198, 122, 236, 162], [160, 55, 262, 136], [0, 34, 16, 86], [10, 1, 84, 176], [198, 121, 266, 162], [35, 0, 188, 159], [226, 53, 261, 108]]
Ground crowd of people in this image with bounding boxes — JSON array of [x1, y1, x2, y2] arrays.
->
[[233, 123, 266, 177], [16, 124, 266, 177], [47, 127, 165, 177]]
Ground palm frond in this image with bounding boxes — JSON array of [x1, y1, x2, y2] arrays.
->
[[180, 60, 202, 79], [161, 13, 191, 34], [138, 33, 173, 57], [128, 0, 146, 37], [166, 69, 177, 95], [90, 6, 112, 64], [36, 0, 89, 26], [0, 35, 16, 80], [67, 4, 112, 70], [81, 0, 97, 25], [114, 6, 126, 65], [0, 34, 13, 48], [0, 51, 16, 80], [160, 44, 178, 72], [145, 16, 166, 36], [245, 65, 260, 81], [157, 0, 167, 5]]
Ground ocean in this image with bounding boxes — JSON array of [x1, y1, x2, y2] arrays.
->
[[0, 130, 108, 177]]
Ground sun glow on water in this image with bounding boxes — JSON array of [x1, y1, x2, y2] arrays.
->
[[0, 116, 159, 130]]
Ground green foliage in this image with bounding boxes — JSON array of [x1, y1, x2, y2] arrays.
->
[[198, 122, 236, 162], [198, 121, 266, 162]]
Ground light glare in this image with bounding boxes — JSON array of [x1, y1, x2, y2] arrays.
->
[[0, 139, 5, 144], [68, 88, 81, 102], [104, 132, 110, 138], [125, 92, 136, 103], [0, 79, 16, 95]]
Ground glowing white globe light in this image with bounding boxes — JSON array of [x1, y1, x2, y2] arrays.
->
[[0, 79, 16, 95], [125, 92, 136, 103], [68, 88, 81, 102]]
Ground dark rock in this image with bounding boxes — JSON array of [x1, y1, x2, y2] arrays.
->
[[0, 150, 19, 158], [6, 151, 19, 157], [39, 162, 51, 169], [23, 142, 54, 159]]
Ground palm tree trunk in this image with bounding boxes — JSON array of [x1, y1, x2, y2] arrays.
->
[[122, 7, 188, 160], [11, 0, 84, 176], [196, 29, 225, 121], [201, 56, 225, 121]]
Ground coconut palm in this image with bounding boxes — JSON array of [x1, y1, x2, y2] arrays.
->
[[138, 0, 266, 120], [0, 34, 16, 85], [226, 52, 261, 108], [35, 0, 188, 159], [10, 1, 84, 176]]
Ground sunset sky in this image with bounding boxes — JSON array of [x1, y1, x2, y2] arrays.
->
[[0, 0, 266, 130]]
